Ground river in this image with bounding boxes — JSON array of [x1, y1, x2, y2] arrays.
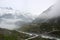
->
[[17, 31, 60, 40]]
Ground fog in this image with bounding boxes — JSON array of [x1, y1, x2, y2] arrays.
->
[[0, 0, 57, 30], [0, 0, 55, 16], [39, 0, 60, 19]]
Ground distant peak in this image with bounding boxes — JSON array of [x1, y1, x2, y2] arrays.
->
[[0, 7, 13, 10]]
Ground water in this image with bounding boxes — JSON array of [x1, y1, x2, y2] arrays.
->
[[18, 31, 60, 40]]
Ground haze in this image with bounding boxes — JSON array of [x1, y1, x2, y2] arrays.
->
[[0, 0, 56, 16]]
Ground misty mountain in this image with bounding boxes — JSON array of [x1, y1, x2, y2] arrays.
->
[[19, 4, 60, 34], [0, 7, 34, 30], [33, 5, 60, 23], [33, 5, 54, 23]]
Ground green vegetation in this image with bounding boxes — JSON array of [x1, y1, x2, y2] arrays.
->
[[0, 29, 32, 40], [19, 18, 60, 33], [0, 31, 23, 40], [0, 17, 60, 40], [18, 17, 60, 40]]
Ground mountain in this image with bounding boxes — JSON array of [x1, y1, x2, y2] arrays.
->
[[33, 5, 54, 23], [18, 4, 60, 34], [13, 3, 60, 40], [33, 4, 60, 23], [0, 7, 35, 30]]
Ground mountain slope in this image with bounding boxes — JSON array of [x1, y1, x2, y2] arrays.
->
[[19, 4, 60, 34], [33, 5, 54, 23], [17, 3, 60, 40], [0, 28, 34, 40], [33, 4, 60, 23]]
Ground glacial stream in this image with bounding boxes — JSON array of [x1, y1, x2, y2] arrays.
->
[[17, 31, 60, 40]]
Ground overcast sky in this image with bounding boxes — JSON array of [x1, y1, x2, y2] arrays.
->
[[0, 0, 56, 16]]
